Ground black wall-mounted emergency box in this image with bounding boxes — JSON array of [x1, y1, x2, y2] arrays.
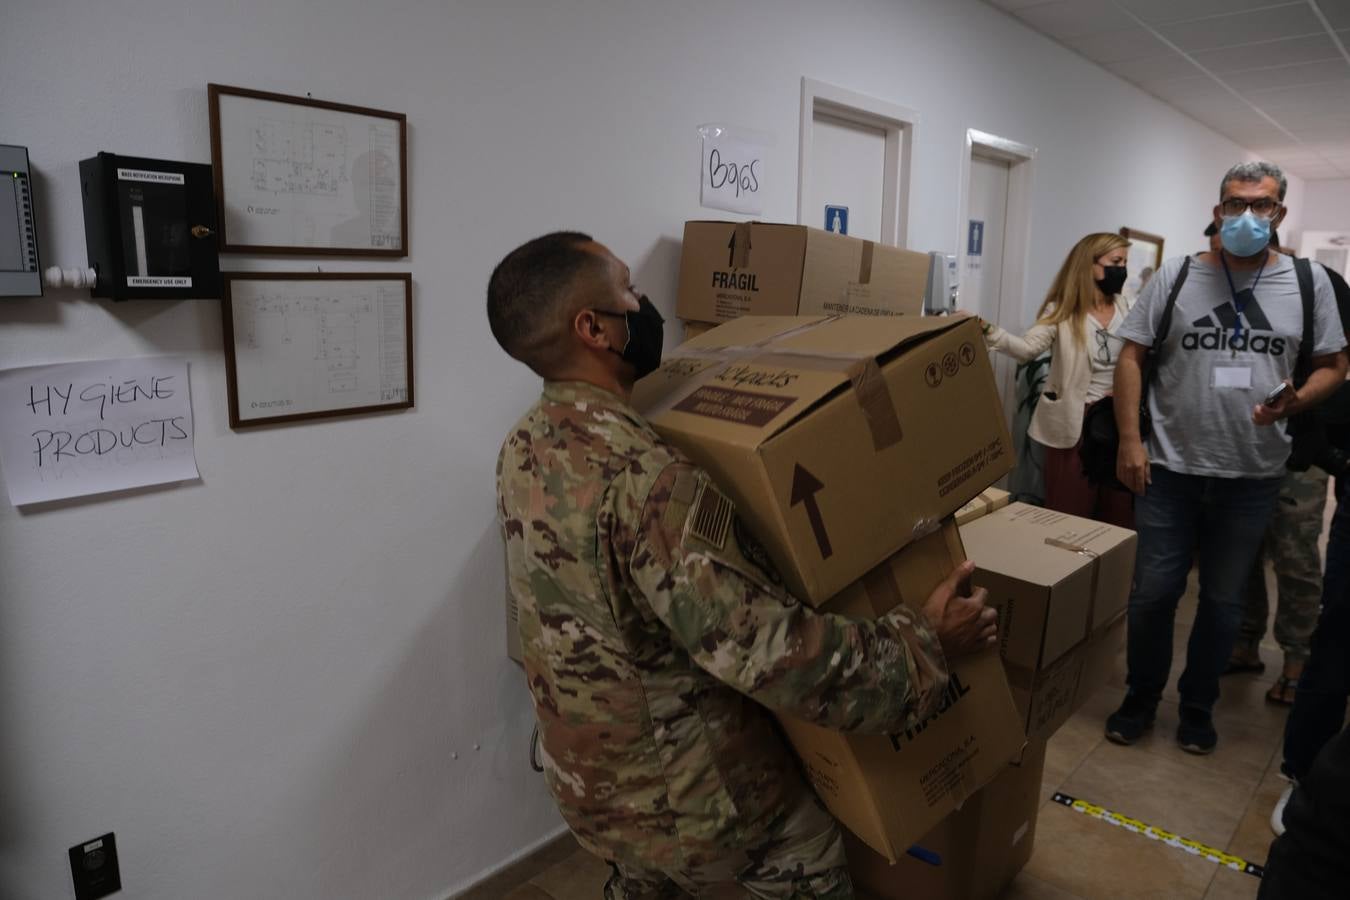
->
[[79, 152, 222, 300]]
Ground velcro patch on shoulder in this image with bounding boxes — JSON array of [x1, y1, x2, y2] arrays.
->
[[686, 479, 734, 551]]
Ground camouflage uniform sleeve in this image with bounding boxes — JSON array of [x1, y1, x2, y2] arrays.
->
[[617, 459, 951, 735]]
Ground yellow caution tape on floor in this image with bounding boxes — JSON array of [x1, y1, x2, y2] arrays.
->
[[1051, 792, 1264, 879]]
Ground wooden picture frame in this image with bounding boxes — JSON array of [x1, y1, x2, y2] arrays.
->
[[208, 84, 408, 256], [1119, 227, 1165, 297], [222, 272, 413, 428]]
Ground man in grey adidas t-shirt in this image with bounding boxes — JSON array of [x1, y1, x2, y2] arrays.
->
[[1126, 247, 1344, 478], [1106, 162, 1348, 755]]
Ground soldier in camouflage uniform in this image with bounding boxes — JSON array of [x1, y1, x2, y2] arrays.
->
[[488, 232, 998, 899], [1231, 467, 1330, 703]]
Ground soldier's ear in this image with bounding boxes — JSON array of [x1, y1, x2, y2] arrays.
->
[[574, 307, 613, 351]]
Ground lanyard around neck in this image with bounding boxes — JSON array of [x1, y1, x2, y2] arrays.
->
[[1219, 250, 1269, 346]]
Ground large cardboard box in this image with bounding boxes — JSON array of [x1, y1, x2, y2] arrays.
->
[[960, 503, 1136, 741], [954, 487, 1011, 525], [777, 520, 1025, 863], [633, 314, 1013, 606], [676, 221, 929, 324], [846, 741, 1047, 900]]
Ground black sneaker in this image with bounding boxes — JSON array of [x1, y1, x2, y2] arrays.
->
[[1177, 706, 1217, 754], [1105, 694, 1157, 745]]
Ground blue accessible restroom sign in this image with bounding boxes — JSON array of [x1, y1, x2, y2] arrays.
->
[[825, 205, 849, 235], [968, 219, 984, 256]]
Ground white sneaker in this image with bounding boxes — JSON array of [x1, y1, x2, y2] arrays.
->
[[1271, 782, 1295, 836]]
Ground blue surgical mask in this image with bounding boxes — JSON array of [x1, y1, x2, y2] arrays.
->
[[1220, 212, 1272, 258]]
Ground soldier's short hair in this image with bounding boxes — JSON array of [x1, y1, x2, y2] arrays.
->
[[487, 231, 604, 376]]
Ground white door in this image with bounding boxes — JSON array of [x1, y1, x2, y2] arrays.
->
[[805, 112, 887, 241], [965, 153, 1016, 422]]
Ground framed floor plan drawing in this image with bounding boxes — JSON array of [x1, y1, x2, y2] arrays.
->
[[209, 84, 408, 256], [222, 273, 413, 428]]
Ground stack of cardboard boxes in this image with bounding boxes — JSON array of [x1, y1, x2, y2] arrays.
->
[[632, 310, 1031, 876], [960, 502, 1134, 743], [504, 219, 1137, 898]]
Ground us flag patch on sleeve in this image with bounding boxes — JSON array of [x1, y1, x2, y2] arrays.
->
[[688, 480, 734, 550]]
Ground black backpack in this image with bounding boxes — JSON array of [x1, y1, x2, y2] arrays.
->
[[1288, 262, 1350, 477]]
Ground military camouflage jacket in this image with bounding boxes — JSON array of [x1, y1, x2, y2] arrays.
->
[[497, 380, 949, 870]]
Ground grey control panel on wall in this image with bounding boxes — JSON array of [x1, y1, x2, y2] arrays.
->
[[0, 145, 42, 297], [80, 152, 221, 300]]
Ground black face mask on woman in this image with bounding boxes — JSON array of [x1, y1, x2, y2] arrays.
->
[[596, 295, 665, 378], [1096, 265, 1128, 297]]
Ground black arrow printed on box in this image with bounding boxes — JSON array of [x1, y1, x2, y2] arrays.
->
[[791, 463, 832, 559], [727, 222, 752, 268]]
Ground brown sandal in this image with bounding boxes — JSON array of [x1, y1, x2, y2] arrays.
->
[[1266, 675, 1299, 706]]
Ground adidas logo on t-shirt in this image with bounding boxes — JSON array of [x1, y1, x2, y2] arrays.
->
[[1181, 296, 1287, 355]]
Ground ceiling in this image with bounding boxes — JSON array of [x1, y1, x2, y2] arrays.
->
[[984, 0, 1350, 180]]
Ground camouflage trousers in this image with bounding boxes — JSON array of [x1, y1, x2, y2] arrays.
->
[[601, 791, 851, 899], [1239, 467, 1330, 663]]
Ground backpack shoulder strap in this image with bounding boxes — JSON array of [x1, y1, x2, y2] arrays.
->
[[1143, 256, 1191, 392], [1154, 255, 1191, 349], [1293, 256, 1315, 385]]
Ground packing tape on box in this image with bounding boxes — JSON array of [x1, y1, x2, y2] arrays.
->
[[959, 490, 1003, 522], [999, 537, 1112, 700], [1052, 792, 1265, 879], [648, 316, 904, 451], [1043, 536, 1107, 635], [909, 516, 941, 542]]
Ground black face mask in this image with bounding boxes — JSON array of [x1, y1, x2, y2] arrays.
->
[[598, 295, 664, 379], [1096, 265, 1127, 296]]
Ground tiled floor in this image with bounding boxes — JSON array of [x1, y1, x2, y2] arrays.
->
[[463, 497, 1339, 898]]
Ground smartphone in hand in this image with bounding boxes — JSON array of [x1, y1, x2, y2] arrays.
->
[[1263, 382, 1291, 407]]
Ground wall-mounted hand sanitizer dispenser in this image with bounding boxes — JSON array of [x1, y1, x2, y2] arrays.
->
[[79, 152, 221, 300], [923, 251, 958, 315]]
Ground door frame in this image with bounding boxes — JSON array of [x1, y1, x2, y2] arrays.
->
[[956, 129, 1036, 443], [797, 78, 918, 248], [955, 129, 1037, 325]]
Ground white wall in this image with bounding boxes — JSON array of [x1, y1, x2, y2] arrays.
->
[[0, 1, 1280, 897], [1297, 178, 1350, 236]]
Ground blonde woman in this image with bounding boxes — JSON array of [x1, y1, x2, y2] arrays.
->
[[982, 232, 1134, 528]]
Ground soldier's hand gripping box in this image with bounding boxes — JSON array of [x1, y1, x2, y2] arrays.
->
[[676, 221, 930, 324], [777, 521, 1024, 863], [960, 503, 1136, 742], [632, 314, 1014, 607]]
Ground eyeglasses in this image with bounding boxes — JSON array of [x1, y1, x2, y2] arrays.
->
[[1220, 197, 1282, 219], [1094, 329, 1124, 365]]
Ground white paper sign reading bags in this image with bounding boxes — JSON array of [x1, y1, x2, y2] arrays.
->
[[0, 357, 199, 506], [699, 125, 765, 216]]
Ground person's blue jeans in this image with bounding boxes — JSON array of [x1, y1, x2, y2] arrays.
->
[[1282, 477, 1349, 780], [1125, 466, 1283, 713]]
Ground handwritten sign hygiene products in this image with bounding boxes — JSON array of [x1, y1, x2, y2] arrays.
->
[[0, 358, 199, 505], [699, 125, 765, 216]]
